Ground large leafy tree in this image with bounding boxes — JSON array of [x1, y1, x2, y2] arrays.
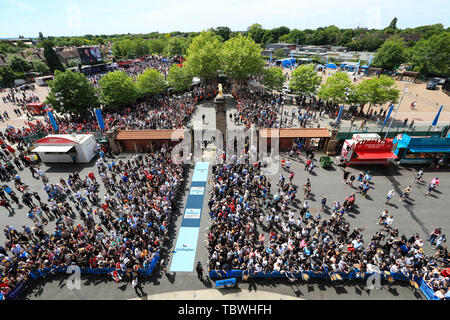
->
[[318, 71, 354, 105], [32, 59, 50, 74], [0, 66, 17, 86], [247, 23, 265, 43], [45, 70, 99, 113], [42, 40, 65, 72], [99, 70, 138, 109], [167, 64, 193, 92], [262, 67, 285, 91], [212, 26, 232, 41], [8, 55, 32, 73], [165, 37, 189, 56], [136, 68, 166, 97], [147, 38, 167, 55], [356, 75, 400, 112], [185, 31, 222, 82], [372, 36, 406, 70], [221, 34, 265, 84], [289, 64, 322, 98], [409, 32, 450, 75]]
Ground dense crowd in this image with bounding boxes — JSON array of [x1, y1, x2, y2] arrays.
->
[[233, 87, 282, 128], [0, 146, 184, 297], [206, 154, 449, 299]]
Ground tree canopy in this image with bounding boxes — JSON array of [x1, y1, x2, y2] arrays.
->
[[167, 64, 193, 92], [289, 64, 322, 97], [356, 75, 400, 111], [221, 34, 265, 82], [262, 67, 285, 91], [42, 40, 65, 72], [136, 68, 167, 97], [45, 70, 99, 113], [318, 72, 354, 105], [409, 32, 450, 75], [99, 70, 138, 109], [372, 36, 407, 70], [185, 31, 222, 82]]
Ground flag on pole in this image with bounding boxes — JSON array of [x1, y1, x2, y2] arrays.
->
[[94, 108, 105, 130], [335, 105, 344, 123], [47, 110, 58, 132], [270, 52, 272, 63], [382, 104, 395, 127], [291, 50, 294, 58], [432, 105, 443, 126], [368, 55, 373, 66]]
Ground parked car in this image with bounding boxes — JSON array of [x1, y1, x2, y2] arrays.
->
[[426, 78, 439, 90]]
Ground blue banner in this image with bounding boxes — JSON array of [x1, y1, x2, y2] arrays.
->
[[270, 52, 272, 63], [95, 108, 106, 130], [47, 110, 58, 132], [382, 104, 395, 127], [432, 105, 443, 126], [335, 105, 344, 123]]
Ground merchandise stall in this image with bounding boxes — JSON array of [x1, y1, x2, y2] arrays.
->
[[31, 134, 97, 163], [393, 133, 450, 164], [341, 134, 397, 165]]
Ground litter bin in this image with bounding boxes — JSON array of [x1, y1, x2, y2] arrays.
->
[[319, 156, 334, 168]]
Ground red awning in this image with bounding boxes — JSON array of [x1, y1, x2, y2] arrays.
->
[[356, 152, 397, 160]]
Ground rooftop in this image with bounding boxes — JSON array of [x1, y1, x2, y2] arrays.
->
[[116, 129, 185, 140]]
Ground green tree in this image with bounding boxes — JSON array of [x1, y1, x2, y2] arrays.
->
[[311, 29, 327, 45], [8, 55, 32, 73], [147, 38, 167, 54], [318, 72, 354, 105], [185, 31, 222, 82], [262, 67, 285, 91], [0, 66, 17, 86], [167, 64, 193, 92], [99, 70, 138, 109], [66, 59, 80, 68], [274, 48, 285, 57], [247, 23, 265, 43], [32, 59, 50, 74], [289, 64, 322, 97], [356, 75, 400, 113], [45, 70, 99, 113], [212, 26, 232, 41], [388, 17, 398, 30], [221, 34, 265, 83], [136, 68, 166, 97], [42, 40, 65, 72], [165, 37, 189, 56], [409, 32, 450, 75], [372, 36, 406, 70], [323, 25, 341, 45], [339, 29, 354, 46]]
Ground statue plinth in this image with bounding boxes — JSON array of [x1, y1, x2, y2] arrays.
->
[[214, 94, 227, 150]]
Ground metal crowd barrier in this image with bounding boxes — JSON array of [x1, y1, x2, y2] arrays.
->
[[3, 253, 159, 300], [209, 269, 441, 300]]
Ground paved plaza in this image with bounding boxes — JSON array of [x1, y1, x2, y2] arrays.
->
[[1, 97, 447, 300]]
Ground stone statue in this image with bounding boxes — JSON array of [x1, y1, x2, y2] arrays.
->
[[217, 83, 223, 98]]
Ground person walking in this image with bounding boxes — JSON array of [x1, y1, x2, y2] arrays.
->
[[196, 261, 204, 281], [386, 189, 395, 204], [414, 169, 423, 183]]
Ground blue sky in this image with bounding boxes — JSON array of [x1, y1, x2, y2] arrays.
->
[[0, 0, 449, 38]]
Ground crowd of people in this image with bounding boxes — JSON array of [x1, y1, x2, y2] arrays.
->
[[0, 146, 185, 298], [205, 151, 449, 299]]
